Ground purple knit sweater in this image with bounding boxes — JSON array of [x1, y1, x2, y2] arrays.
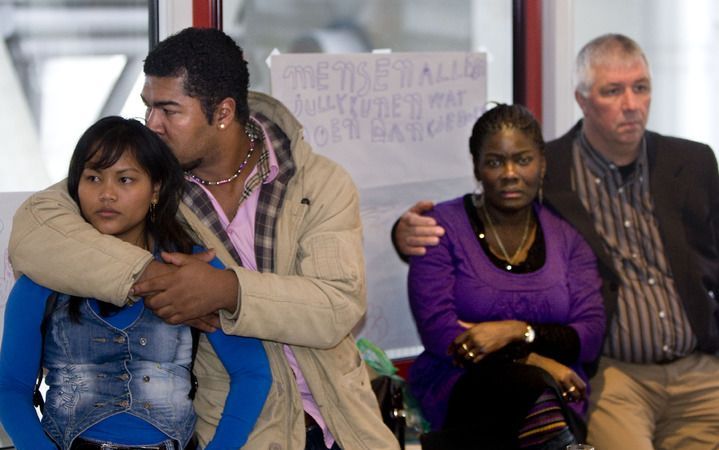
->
[[407, 197, 605, 429]]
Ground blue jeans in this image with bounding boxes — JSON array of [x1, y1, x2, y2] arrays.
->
[[305, 425, 342, 450]]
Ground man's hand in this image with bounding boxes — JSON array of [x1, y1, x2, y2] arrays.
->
[[132, 251, 238, 326], [394, 200, 445, 256], [525, 352, 586, 402]]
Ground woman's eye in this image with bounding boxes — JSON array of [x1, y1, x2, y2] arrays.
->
[[517, 156, 532, 165], [486, 159, 501, 168], [86, 175, 100, 182], [120, 177, 133, 184]]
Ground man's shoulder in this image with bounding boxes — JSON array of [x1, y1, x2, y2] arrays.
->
[[301, 150, 352, 181], [646, 129, 711, 152], [545, 121, 582, 152], [645, 130, 717, 169]]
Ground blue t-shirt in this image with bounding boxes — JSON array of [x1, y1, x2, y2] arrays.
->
[[0, 252, 270, 450]]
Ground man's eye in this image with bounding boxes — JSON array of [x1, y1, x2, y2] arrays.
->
[[634, 84, 650, 93]]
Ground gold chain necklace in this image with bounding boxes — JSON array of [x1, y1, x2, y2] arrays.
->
[[185, 119, 263, 186], [480, 204, 532, 271]]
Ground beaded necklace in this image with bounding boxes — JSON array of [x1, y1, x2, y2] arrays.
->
[[185, 119, 263, 186]]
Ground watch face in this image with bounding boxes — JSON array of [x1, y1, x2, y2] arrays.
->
[[525, 325, 536, 343]]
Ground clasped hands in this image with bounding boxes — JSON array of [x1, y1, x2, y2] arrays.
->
[[131, 250, 239, 332], [450, 319, 585, 402], [449, 319, 527, 364]]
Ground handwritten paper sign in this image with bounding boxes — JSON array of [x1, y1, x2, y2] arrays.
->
[[271, 52, 486, 356], [271, 52, 486, 189]]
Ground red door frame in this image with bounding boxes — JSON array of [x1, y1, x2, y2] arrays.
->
[[193, 0, 222, 28], [513, 0, 543, 123]]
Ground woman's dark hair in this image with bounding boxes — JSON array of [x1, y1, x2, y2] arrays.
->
[[468, 103, 545, 162], [66, 116, 195, 318], [143, 27, 250, 124]]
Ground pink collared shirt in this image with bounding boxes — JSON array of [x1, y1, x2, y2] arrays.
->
[[188, 125, 335, 448]]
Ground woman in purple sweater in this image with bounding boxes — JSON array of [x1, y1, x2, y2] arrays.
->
[[408, 104, 605, 449]]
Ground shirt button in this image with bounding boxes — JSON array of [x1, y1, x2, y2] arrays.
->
[[618, 187, 624, 194], [113, 335, 126, 344], [144, 402, 152, 409], [624, 220, 631, 228], [632, 253, 639, 259], [143, 375, 151, 382], [659, 311, 666, 319], [595, 178, 601, 185], [139, 337, 148, 346], [117, 400, 129, 408], [709, 291, 716, 299], [648, 277, 656, 286], [662, 344, 671, 353], [118, 373, 130, 381]]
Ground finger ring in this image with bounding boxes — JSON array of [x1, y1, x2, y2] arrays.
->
[[461, 343, 470, 351], [567, 386, 577, 393], [467, 351, 476, 358]]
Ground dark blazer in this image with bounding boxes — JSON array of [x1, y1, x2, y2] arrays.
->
[[544, 121, 719, 353]]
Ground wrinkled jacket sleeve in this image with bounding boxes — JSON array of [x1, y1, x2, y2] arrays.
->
[[187, 158, 367, 350], [9, 181, 153, 305]]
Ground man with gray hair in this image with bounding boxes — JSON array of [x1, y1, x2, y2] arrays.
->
[[393, 33, 719, 449]]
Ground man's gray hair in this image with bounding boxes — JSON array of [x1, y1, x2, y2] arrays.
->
[[575, 33, 650, 97]]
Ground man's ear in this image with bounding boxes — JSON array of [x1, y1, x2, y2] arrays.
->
[[214, 97, 236, 127], [574, 90, 588, 114]]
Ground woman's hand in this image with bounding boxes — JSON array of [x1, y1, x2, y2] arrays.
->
[[449, 319, 526, 364], [525, 352, 585, 402]]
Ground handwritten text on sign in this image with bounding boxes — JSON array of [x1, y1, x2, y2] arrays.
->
[[271, 52, 487, 188]]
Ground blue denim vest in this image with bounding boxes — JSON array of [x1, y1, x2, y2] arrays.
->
[[41, 295, 196, 449]]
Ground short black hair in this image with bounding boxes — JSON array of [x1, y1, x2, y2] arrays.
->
[[468, 103, 544, 162], [144, 27, 250, 124]]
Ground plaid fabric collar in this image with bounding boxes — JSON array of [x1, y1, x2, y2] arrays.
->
[[182, 112, 296, 271]]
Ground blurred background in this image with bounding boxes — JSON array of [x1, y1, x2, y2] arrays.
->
[[2, 0, 717, 193]]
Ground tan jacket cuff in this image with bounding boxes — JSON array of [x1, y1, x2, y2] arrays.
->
[[219, 266, 242, 326]]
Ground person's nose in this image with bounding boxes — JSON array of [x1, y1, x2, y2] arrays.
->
[[99, 181, 117, 202], [622, 90, 640, 111], [145, 108, 163, 134], [501, 161, 519, 179]]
